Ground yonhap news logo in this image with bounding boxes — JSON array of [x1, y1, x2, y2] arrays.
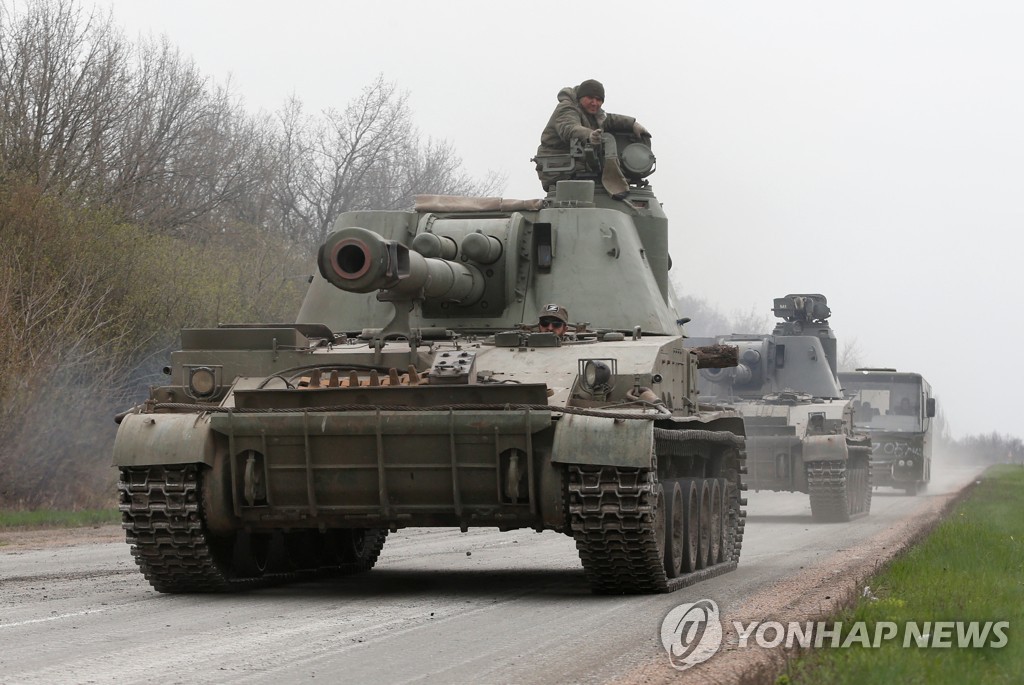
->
[[659, 599, 723, 670], [661, 599, 1009, 670]]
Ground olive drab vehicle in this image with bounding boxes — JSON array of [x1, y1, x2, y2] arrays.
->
[[693, 295, 872, 522], [113, 131, 748, 594], [838, 368, 936, 495]]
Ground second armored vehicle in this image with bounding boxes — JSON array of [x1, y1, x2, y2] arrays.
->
[[113, 132, 747, 594], [839, 368, 936, 495], [695, 294, 872, 522]]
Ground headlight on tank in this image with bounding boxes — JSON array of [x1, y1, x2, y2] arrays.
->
[[906, 459, 914, 467], [578, 358, 616, 394], [187, 366, 220, 399], [584, 361, 610, 388], [898, 459, 906, 467]]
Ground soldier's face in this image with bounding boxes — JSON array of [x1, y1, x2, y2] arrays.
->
[[539, 318, 566, 334], [580, 96, 603, 114]]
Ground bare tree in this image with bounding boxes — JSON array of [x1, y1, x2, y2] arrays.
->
[[0, 1, 277, 236], [728, 306, 770, 335], [361, 136, 505, 210], [838, 337, 865, 371], [307, 77, 413, 241], [677, 291, 771, 337], [0, 2, 506, 508], [267, 96, 311, 243], [101, 40, 275, 233], [0, 0, 131, 192], [677, 294, 732, 336], [268, 75, 505, 247]]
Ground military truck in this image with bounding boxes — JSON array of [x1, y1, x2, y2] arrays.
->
[[113, 132, 747, 594], [838, 368, 936, 495], [694, 294, 872, 522]]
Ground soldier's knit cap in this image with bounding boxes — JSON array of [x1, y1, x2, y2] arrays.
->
[[577, 79, 605, 101]]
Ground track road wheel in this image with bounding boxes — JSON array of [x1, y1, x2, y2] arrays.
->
[[663, 481, 685, 578], [653, 483, 667, 570], [707, 479, 723, 566], [321, 528, 389, 575], [696, 479, 711, 568], [230, 532, 271, 578], [678, 478, 701, 573]]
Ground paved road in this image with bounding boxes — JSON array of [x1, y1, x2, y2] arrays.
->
[[0, 461, 983, 685]]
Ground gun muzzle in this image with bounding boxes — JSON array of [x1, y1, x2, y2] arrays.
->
[[318, 227, 485, 304]]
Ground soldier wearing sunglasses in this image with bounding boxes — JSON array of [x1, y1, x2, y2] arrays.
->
[[537, 303, 569, 338]]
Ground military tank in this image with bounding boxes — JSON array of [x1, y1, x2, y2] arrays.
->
[[113, 132, 747, 594], [694, 295, 871, 522], [838, 368, 936, 495]]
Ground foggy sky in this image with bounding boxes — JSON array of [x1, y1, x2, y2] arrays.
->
[[94, 0, 1024, 439]]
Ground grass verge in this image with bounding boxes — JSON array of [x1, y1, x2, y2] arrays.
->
[[0, 509, 120, 530], [777, 465, 1024, 684]]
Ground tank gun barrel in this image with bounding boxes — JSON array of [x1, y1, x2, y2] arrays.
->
[[318, 227, 485, 304]]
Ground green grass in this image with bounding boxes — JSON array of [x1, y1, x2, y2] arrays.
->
[[0, 509, 120, 530], [779, 465, 1024, 685]]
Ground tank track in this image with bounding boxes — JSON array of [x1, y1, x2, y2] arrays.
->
[[806, 453, 872, 523], [568, 461, 743, 594], [119, 464, 388, 592], [119, 464, 266, 592], [723, 446, 747, 566]]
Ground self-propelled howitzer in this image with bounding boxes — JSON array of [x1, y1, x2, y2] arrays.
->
[[113, 162, 747, 594], [695, 294, 872, 522]]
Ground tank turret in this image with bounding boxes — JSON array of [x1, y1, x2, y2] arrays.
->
[[771, 294, 838, 377]]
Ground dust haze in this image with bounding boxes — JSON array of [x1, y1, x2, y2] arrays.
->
[[927, 447, 990, 495]]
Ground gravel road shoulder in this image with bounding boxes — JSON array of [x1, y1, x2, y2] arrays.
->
[[617, 483, 974, 684]]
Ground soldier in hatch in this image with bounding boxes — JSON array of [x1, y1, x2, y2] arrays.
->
[[534, 79, 651, 198], [537, 303, 570, 338]]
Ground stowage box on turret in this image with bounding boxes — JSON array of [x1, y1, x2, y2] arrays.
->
[[113, 134, 748, 594], [694, 295, 872, 522]]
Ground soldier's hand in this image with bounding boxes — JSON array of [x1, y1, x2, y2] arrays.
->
[[633, 121, 651, 138], [588, 129, 603, 144]]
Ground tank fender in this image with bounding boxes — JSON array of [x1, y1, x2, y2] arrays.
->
[[551, 414, 654, 467], [112, 413, 216, 467], [801, 434, 850, 462]]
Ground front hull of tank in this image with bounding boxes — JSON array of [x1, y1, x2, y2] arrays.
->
[[736, 403, 872, 522], [114, 338, 748, 594], [116, 409, 747, 594]]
